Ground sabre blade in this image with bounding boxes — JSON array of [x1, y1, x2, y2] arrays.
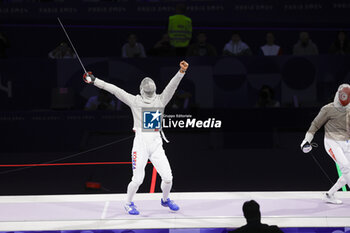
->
[[57, 17, 87, 74], [310, 151, 334, 185]]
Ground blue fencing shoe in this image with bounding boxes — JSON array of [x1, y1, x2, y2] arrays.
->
[[161, 198, 180, 211], [124, 202, 140, 215]]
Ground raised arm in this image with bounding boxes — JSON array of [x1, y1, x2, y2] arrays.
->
[[83, 72, 135, 107], [160, 61, 189, 106]]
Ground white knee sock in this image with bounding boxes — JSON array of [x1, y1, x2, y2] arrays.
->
[[328, 176, 347, 195], [126, 181, 140, 204], [343, 172, 350, 186], [340, 163, 350, 185], [161, 180, 172, 201]]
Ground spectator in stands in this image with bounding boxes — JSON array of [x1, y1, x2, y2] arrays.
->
[[187, 32, 217, 56], [149, 33, 175, 57], [228, 200, 284, 233], [48, 42, 77, 59], [256, 85, 280, 108], [259, 32, 282, 56], [223, 32, 252, 56], [122, 33, 146, 58], [168, 3, 192, 56], [0, 32, 9, 58], [293, 32, 318, 55], [329, 31, 350, 55], [85, 89, 116, 111]]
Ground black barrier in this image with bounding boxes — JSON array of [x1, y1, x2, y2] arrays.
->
[[0, 107, 340, 194]]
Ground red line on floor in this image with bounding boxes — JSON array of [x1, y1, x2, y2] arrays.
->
[[0, 162, 152, 167]]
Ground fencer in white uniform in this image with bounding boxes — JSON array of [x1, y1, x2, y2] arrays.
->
[[301, 84, 350, 204], [83, 61, 189, 215]]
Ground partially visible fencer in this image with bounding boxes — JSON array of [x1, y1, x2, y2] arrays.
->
[[301, 84, 350, 204], [83, 61, 189, 215]]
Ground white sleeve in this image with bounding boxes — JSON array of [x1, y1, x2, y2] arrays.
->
[[160, 71, 185, 106], [94, 78, 135, 107], [304, 132, 314, 143]]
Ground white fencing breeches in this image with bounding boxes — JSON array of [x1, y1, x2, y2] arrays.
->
[[127, 131, 173, 203], [324, 138, 350, 191]]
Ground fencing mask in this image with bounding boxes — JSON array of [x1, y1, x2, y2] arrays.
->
[[334, 84, 350, 108], [140, 77, 156, 103]]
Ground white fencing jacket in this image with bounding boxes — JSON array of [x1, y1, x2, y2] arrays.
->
[[94, 71, 185, 132]]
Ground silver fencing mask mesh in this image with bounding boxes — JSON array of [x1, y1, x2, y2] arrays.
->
[[140, 77, 156, 102]]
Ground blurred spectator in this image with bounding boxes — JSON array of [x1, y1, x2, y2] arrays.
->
[[168, 3, 192, 56], [228, 200, 283, 233], [223, 32, 252, 56], [259, 32, 282, 56], [48, 42, 77, 59], [85, 89, 116, 111], [0, 32, 10, 58], [122, 33, 146, 58], [329, 31, 350, 55], [149, 33, 175, 57], [187, 32, 217, 56], [255, 85, 280, 108], [293, 32, 318, 55]]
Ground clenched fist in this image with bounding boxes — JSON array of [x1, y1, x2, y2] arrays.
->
[[179, 60, 189, 73]]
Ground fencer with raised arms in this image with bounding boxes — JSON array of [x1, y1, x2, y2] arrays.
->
[[301, 84, 350, 204], [83, 61, 189, 215]]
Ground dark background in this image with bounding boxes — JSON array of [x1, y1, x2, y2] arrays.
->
[[1, 0, 350, 195]]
